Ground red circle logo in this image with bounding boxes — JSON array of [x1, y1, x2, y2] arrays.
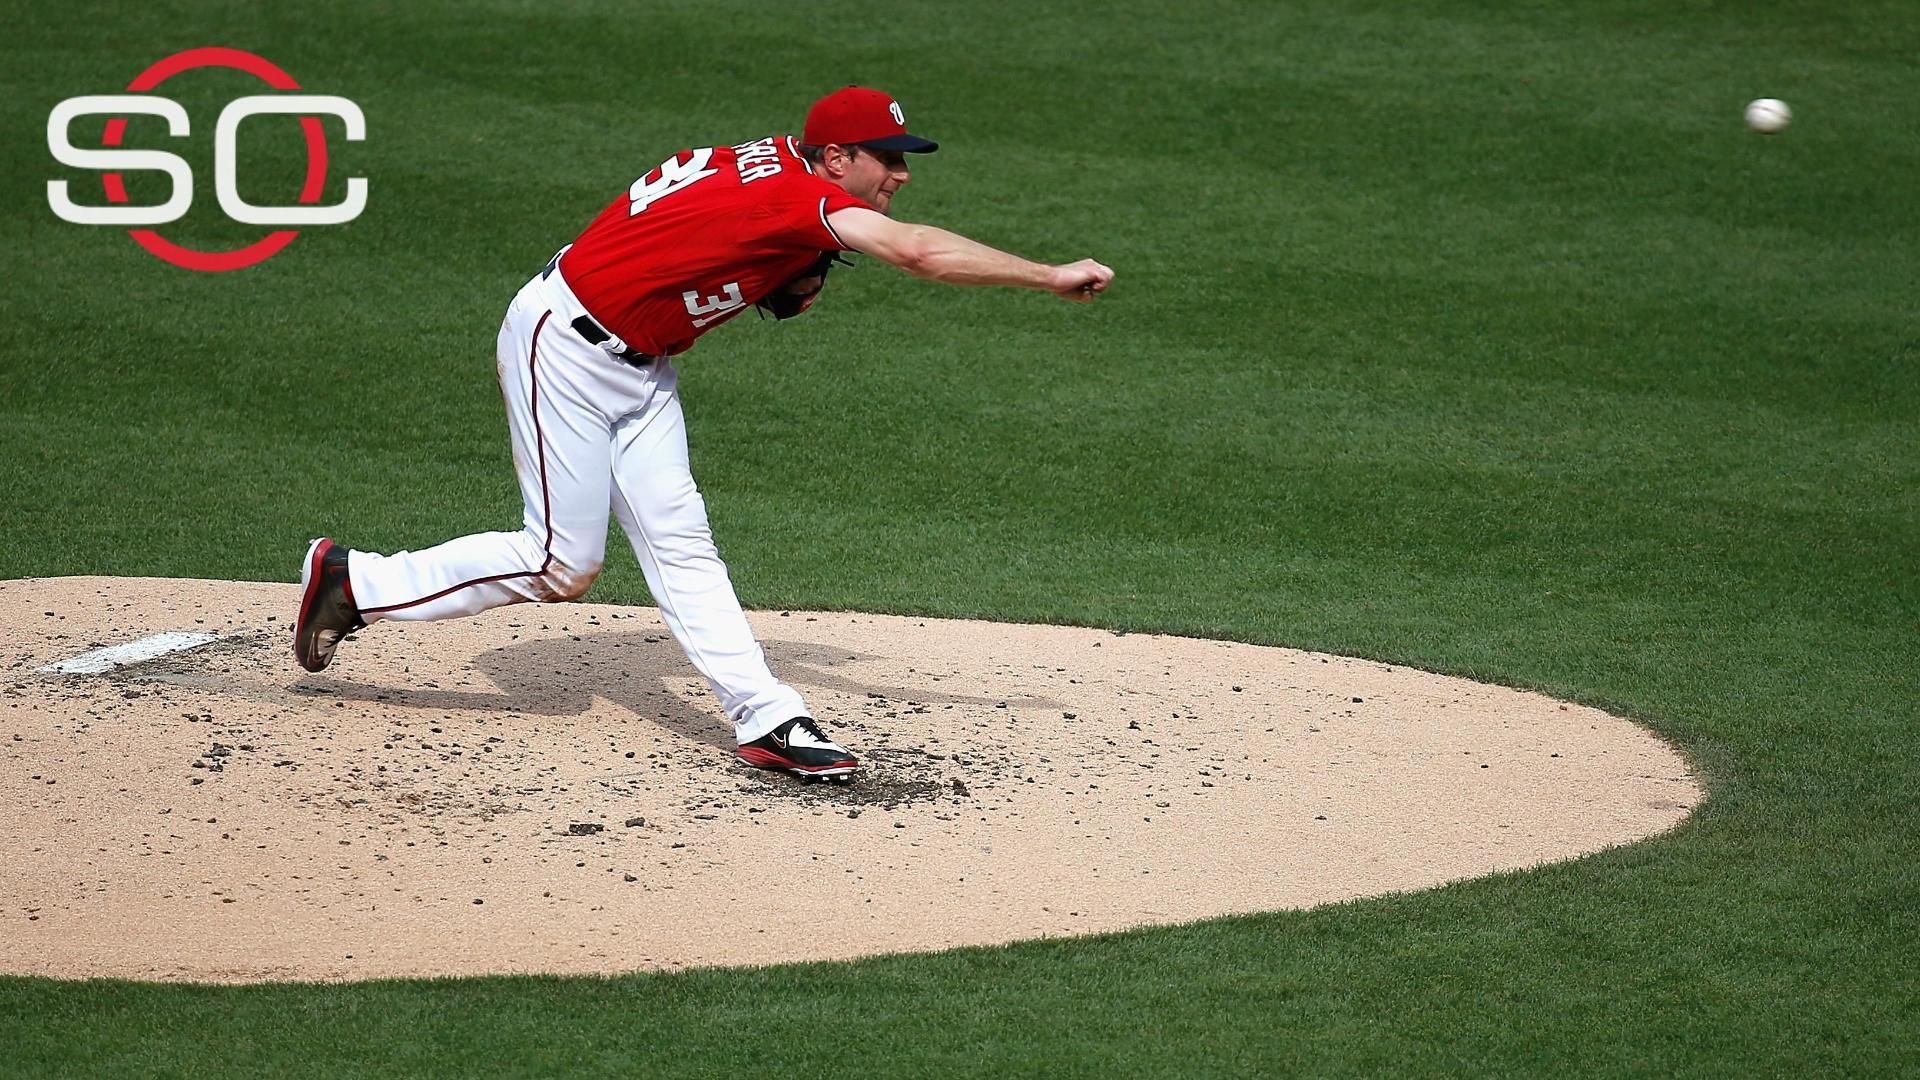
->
[[100, 47, 330, 272]]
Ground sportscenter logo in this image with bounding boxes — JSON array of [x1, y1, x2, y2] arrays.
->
[[46, 47, 365, 272]]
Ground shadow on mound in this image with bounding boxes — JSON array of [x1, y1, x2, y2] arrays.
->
[[291, 630, 731, 751], [285, 626, 1060, 754]]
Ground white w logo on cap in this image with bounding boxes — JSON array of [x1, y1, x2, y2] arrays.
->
[[888, 101, 905, 126]]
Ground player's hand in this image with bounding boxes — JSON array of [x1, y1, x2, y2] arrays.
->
[[1050, 259, 1114, 303]]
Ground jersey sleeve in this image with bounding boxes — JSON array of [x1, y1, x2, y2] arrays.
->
[[746, 182, 869, 252], [814, 188, 868, 250]]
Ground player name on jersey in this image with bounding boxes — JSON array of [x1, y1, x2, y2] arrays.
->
[[733, 137, 785, 184]]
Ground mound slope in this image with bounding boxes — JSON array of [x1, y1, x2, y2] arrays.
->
[[1, 577, 1698, 983]]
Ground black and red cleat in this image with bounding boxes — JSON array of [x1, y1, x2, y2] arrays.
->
[[292, 537, 364, 673], [736, 717, 859, 780]]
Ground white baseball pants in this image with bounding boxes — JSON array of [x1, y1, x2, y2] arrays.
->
[[343, 265, 809, 744]]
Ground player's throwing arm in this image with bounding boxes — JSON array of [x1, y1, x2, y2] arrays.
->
[[825, 208, 1114, 302]]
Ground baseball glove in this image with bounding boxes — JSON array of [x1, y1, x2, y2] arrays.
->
[[757, 251, 851, 320]]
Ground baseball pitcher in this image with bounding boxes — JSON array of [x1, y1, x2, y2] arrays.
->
[[293, 86, 1114, 780]]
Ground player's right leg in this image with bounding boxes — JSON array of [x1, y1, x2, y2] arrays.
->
[[293, 276, 614, 672]]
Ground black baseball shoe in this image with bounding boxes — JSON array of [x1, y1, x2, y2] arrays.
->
[[736, 717, 859, 779], [293, 537, 364, 673]]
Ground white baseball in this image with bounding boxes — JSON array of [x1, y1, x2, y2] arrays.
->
[[1745, 98, 1792, 134]]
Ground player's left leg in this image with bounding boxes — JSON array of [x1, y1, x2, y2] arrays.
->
[[606, 366, 848, 769]]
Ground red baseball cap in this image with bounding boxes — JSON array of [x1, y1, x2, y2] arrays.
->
[[803, 86, 939, 153]]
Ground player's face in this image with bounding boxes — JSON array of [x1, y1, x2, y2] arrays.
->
[[846, 146, 911, 213]]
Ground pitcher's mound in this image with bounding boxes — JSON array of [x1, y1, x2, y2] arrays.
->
[[1, 577, 1698, 983]]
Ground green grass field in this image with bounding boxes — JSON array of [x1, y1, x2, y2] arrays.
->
[[3, 0, 1917, 1074]]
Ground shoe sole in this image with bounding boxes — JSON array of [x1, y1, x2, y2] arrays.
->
[[736, 745, 858, 779], [292, 537, 334, 673]]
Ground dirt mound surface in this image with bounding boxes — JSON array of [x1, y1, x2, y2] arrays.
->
[[0, 577, 1699, 983]]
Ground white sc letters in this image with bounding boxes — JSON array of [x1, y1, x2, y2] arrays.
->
[[48, 94, 366, 227]]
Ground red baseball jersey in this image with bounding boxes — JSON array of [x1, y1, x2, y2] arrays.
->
[[557, 135, 869, 356]]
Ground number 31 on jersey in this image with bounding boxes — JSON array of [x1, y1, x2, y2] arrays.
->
[[629, 148, 716, 216]]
